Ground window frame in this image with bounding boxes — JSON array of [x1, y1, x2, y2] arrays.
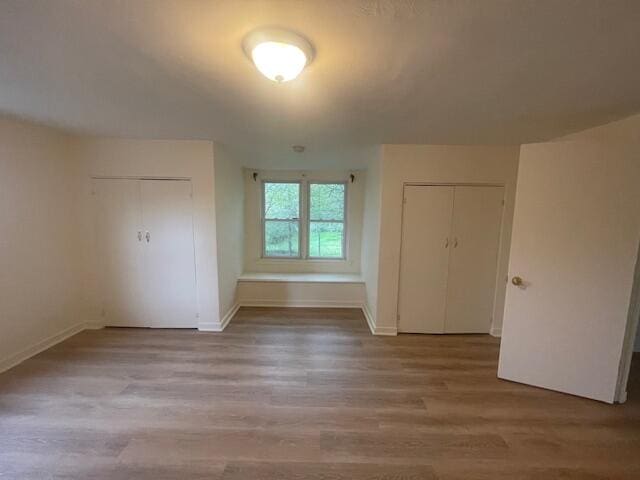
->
[[261, 180, 302, 259], [260, 179, 349, 261], [306, 180, 348, 260]]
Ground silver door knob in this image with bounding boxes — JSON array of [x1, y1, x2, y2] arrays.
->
[[511, 276, 523, 286], [145, 231, 150, 243]]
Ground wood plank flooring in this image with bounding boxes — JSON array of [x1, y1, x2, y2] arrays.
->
[[1, 307, 639, 479]]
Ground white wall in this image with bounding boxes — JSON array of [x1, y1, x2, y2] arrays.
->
[[214, 144, 244, 320], [76, 138, 222, 329], [0, 116, 84, 370], [374, 145, 521, 334], [243, 168, 364, 274], [360, 150, 382, 324]]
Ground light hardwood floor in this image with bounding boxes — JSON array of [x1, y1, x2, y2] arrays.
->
[[1, 307, 639, 479]]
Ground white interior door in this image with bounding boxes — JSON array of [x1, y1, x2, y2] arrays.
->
[[498, 142, 640, 403], [140, 179, 197, 328], [398, 186, 454, 333], [94, 179, 147, 326], [445, 186, 504, 333]]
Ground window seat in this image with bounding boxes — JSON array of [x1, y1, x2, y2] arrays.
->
[[238, 272, 364, 284], [236, 272, 366, 308]]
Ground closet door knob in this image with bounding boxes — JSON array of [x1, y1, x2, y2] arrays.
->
[[453, 237, 458, 248], [137, 231, 142, 242], [511, 276, 523, 286], [145, 231, 150, 243], [445, 238, 449, 248]]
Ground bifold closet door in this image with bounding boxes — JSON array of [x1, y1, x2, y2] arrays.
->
[[94, 178, 197, 328], [398, 186, 454, 333], [140, 179, 197, 328], [445, 186, 504, 333], [94, 179, 148, 326]]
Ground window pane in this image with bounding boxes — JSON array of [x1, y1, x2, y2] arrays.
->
[[309, 183, 345, 221], [265, 220, 299, 257], [264, 182, 299, 219], [309, 222, 344, 258]]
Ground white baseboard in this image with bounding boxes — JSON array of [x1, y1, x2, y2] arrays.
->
[[0, 321, 99, 374], [197, 322, 224, 332], [362, 303, 376, 335], [221, 302, 240, 330], [220, 303, 240, 330], [373, 325, 399, 336], [490, 326, 502, 338], [198, 303, 239, 332], [238, 300, 363, 308], [197, 304, 236, 332], [361, 303, 398, 336]]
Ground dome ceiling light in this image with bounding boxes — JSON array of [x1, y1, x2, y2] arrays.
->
[[243, 28, 314, 83]]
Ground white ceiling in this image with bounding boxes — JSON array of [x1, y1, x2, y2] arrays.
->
[[1, 0, 639, 167]]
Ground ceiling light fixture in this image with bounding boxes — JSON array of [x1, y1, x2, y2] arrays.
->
[[243, 28, 314, 83]]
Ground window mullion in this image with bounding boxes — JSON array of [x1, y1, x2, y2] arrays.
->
[[303, 179, 309, 259]]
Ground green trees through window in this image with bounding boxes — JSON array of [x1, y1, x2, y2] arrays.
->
[[263, 182, 300, 257], [262, 181, 346, 259], [309, 183, 345, 258]]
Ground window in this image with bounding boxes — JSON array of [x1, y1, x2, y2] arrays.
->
[[263, 182, 300, 257], [308, 182, 346, 259], [262, 180, 347, 259]]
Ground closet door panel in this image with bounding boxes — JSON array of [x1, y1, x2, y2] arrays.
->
[[94, 179, 147, 326], [140, 179, 197, 328], [398, 186, 454, 333], [445, 186, 504, 333]]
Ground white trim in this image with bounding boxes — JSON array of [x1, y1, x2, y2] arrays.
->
[[362, 303, 376, 335], [0, 322, 102, 374], [261, 179, 350, 262], [198, 322, 224, 332], [490, 326, 502, 338], [239, 300, 362, 308], [197, 303, 239, 332], [373, 324, 399, 336], [360, 303, 398, 336], [220, 303, 240, 330]]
